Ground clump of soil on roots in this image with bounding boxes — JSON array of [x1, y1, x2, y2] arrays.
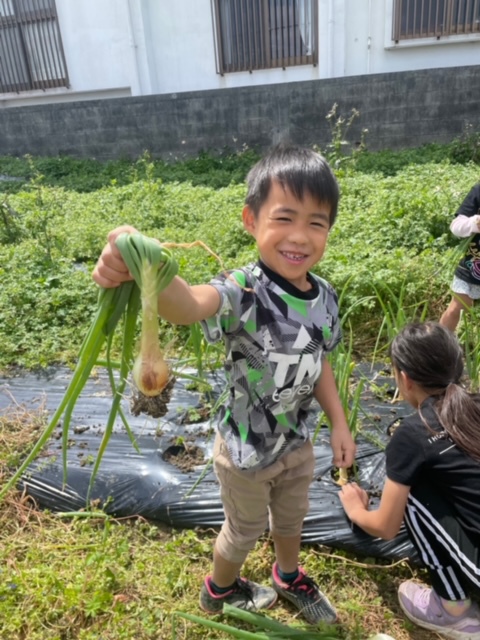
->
[[129, 375, 176, 418]]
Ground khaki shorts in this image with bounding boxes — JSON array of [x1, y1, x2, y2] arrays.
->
[[213, 434, 315, 564]]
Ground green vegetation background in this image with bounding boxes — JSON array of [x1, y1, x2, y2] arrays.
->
[[1, 135, 479, 372]]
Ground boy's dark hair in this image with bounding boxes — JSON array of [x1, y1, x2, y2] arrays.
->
[[245, 144, 340, 227], [390, 321, 480, 460]]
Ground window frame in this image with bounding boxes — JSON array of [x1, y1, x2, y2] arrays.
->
[[391, 0, 480, 43], [211, 0, 318, 75], [0, 0, 69, 94]]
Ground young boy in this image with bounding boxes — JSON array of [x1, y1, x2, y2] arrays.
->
[[92, 144, 356, 624]]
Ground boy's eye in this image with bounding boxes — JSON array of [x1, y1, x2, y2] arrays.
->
[[311, 221, 328, 228], [275, 216, 292, 222]]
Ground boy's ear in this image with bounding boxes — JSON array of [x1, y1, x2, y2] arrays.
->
[[242, 205, 256, 235]]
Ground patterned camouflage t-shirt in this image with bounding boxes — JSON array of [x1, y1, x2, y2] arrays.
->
[[201, 261, 341, 471]]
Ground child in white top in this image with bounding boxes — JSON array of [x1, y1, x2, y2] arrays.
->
[[440, 183, 480, 331]]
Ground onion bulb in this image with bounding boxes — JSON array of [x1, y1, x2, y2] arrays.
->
[[131, 261, 170, 396]]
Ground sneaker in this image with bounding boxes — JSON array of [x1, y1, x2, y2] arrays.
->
[[199, 576, 278, 614], [271, 562, 337, 624], [398, 581, 480, 639]]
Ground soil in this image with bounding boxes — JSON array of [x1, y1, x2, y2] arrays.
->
[[162, 435, 206, 472], [129, 375, 176, 418], [178, 404, 212, 424]]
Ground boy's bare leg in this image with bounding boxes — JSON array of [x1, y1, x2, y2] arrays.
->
[[272, 533, 301, 572], [439, 293, 473, 332], [212, 543, 244, 587]]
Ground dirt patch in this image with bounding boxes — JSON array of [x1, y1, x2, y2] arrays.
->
[[178, 403, 212, 425], [162, 437, 206, 473]]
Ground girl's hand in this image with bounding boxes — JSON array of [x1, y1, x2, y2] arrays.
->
[[92, 225, 138, 288], [339, 482, 369, 518]]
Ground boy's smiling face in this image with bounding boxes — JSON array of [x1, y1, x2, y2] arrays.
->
[[242, 180, 331, 291]]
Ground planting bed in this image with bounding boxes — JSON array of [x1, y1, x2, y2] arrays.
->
[[0, 363, 416, 562]]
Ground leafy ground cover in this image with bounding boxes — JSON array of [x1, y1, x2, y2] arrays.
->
[[0, 150, 478, 370], [1, 139, 480, 638]]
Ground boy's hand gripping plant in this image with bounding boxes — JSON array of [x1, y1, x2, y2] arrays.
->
[[0, 232, 178, 504]]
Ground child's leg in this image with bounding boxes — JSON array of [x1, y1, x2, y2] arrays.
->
[[439, 292, 473, 332], [199, 434, 277, 613], [211, 546, 243, 588], [269, 441, 337, 624], [271, 533, 302, 573], [212, 435, 271, 573], [269, 440, 315, 565], [404, 485, 480, 602]]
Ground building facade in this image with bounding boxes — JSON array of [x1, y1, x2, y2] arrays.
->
[[1, 0, 479, 108]]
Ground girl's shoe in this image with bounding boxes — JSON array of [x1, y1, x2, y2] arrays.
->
[[398, 581, 480, 639]]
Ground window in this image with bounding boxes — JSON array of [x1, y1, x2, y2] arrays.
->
[[211, 0, 317, 74], [0, 0, 68, 93], [392, 0, 480, 41]]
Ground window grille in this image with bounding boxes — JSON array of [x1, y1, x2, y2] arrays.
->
[[393, 0, 480, 41], [0, 0, 68, 93], [211, 0, 317, 74]]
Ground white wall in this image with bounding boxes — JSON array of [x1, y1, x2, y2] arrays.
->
[[1, 0, 479, 108], [145, 0, 480, 92]]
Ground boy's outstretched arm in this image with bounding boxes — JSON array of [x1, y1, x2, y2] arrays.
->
[[92, 226, 221, 325], [314, 360, 356, 469]]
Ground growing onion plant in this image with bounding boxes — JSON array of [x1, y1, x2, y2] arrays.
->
[[458, 304, 480, 393], [371, 280, 428, 368]]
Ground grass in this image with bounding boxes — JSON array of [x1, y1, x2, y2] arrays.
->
[[0, 504, 433, 639]]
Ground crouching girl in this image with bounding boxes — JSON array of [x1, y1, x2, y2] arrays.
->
[[340, 322, 480, 639]]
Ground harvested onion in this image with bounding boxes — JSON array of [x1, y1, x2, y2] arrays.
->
[[116, 233, 178, 396]]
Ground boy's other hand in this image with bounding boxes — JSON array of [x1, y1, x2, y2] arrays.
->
[[330, 423, 356, 469], [92, 225, 138, 288]]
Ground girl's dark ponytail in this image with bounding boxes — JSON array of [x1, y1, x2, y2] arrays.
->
[[438, 383, 480, 460], [390, 322, 480, 461]]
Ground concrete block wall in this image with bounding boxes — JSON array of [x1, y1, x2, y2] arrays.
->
[[0, 65, 479, 160]]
